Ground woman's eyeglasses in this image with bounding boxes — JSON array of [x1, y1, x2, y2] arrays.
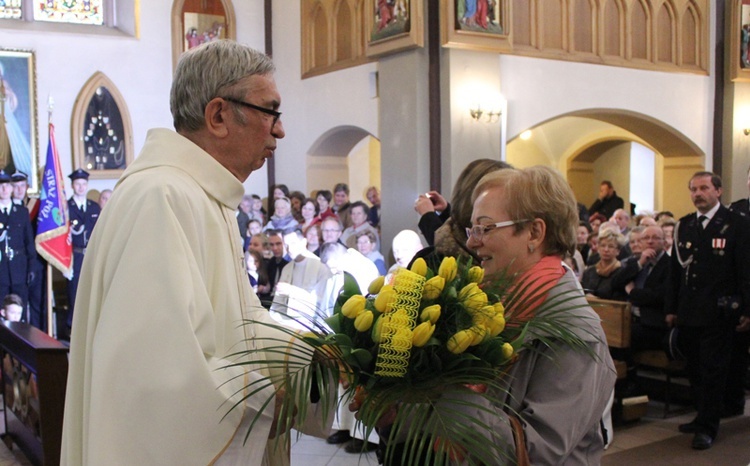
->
[[465, 219, 530, 241]]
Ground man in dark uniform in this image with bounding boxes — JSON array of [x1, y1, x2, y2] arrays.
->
[[726, 166, 750, 419], [666, 171, 750, 450], [0, 170, 35, 320], [11, 170, 46, 331], [67, 169, 101, 332]]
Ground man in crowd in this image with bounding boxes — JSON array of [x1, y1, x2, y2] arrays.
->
[[623, 225, 670, 353], [666, 172, 750, 450], [0, 171, 34, 321], [332, 182, 352, 228], [315, 216, 345, 255], [98, 189, 112, 210], [66, 168, 101, 333], [726, 165, 750, 421], [62, 41, 327, 465], [612, 208, 632, 235], [366, 185, 381, 228], [340, 201, 380, 251], [261, 229, 289, 306], [589, 180, 624, 219]]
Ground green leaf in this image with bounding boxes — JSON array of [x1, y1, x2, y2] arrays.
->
[[333, 333, 353, 348], [351, 348, 373, 367], [342, 271, 362, 297], [324, 314, 342, 333]]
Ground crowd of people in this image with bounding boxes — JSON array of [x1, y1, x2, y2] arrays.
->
[[47, 40, 749, 465]]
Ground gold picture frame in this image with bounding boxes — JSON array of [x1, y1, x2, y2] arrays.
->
[[170, 0, 236, 70], [0, 48, 39, 194], [365, 0, 424, 58], [442, 0, 511, 53], [731, 0, 750, 82]]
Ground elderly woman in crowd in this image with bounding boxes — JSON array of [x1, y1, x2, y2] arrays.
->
[[356, 230, 386, 275], [581, 229, 629, 300], [263, 196, 299, 234], [433, 165, 616, 465]]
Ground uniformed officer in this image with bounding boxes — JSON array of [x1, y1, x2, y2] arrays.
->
[[725, 166, 750, 420], [11, 170, 47, 331], [67, 169, 101, 331], [666, 171, 750, 450], [0, 170, 35, 320]]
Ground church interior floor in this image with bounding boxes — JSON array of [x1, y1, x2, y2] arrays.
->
[[0, 399, 746, 465]]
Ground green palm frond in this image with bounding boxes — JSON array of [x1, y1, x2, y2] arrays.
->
[[220, 259, 606, 462]]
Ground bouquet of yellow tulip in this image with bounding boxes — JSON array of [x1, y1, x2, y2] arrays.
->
[[231, 255, 592, 465]]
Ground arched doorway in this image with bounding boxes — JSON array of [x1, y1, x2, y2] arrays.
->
[[506, 109, 704, 218], [306, 125, 380, 203]]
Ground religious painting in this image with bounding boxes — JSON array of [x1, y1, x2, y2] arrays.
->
[[365, 0, 424, 58], [0, 0, 23, 20], [442, 0, 511, 53], [0, 49, 38, 194], [171, 0, 236, 70], [33, 0, 104, 25], [731, 0, 750, 82], [71, 71, 134, 180]]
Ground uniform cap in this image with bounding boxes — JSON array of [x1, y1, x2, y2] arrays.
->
[[68, 169, 90, 181]]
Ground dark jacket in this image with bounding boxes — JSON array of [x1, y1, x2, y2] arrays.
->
[[588, 192, 624, 219], [620, 253, 670, 328], [68, 198, 101, 249], [0, 203, 36, 286], [666, 205, 750, 327]]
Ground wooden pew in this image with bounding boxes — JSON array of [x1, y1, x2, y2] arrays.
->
[[586, 297, 631, 380]]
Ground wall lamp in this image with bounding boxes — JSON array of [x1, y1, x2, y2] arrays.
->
[[469, 106, 501, 123]]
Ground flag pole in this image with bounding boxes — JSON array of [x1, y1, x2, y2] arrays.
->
[[46, 96, 54, 338]]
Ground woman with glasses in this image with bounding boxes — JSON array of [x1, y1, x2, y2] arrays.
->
[[438, 165, 616, 465], [581, 228, 630, 301]]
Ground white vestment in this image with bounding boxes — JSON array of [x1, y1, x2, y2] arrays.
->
[[61, 129, 327, 466]]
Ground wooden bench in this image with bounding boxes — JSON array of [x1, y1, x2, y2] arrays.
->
[[632, 349, 687, 418], [586, 297, 631, 380]]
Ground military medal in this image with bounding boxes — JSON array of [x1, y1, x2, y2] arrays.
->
[[686, 241, 692, 249]]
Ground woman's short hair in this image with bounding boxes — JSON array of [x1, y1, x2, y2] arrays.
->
[[472, 165, 578, 257], [316, 190, 333, 203], [451, 159, 513, 230], [170, 40, 275, 132], [303, 197, 319, 215], [356, 230, 377, 244], [598, 229, 626, 248], [274, 196, 292, 208], [589, 212, 607, 225]]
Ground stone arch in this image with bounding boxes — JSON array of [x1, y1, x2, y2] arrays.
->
[[506, 108, 704, 217], [306, 125, 380, 202]]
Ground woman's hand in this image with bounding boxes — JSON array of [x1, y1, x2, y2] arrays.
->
[[348, 386, 398, 429]]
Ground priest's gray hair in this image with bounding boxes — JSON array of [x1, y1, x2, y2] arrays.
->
[[170, 40, 275, 132]]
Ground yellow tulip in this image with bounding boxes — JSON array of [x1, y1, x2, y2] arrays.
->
[[412, 322, 435, 347], [410, 257, 428, 276], [422, 276, 445, 300], [469, 325, 488, 346], [493, 302, 505, 316], [467, 266, 484, 284], [447, 330, 473, 354], [341, 295, 366, 319], [420, 304, 441, 324], [374, 285, 396, 313], [368, 275, 386, 295], [438, 257, 457, 282], [354, 310, 374, 332], [502, 342, 514, 360], [487, 313, 506, 337], [458, 283, 488, 310], [372, 315, 390, 342]]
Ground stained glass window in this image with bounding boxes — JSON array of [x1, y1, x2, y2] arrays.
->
[[34, 0, 104, 25], [82, 87, 126, 171], [0, 0, 23, 20]]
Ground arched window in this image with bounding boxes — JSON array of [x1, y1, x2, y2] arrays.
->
[[71, 72, 133, 179]]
